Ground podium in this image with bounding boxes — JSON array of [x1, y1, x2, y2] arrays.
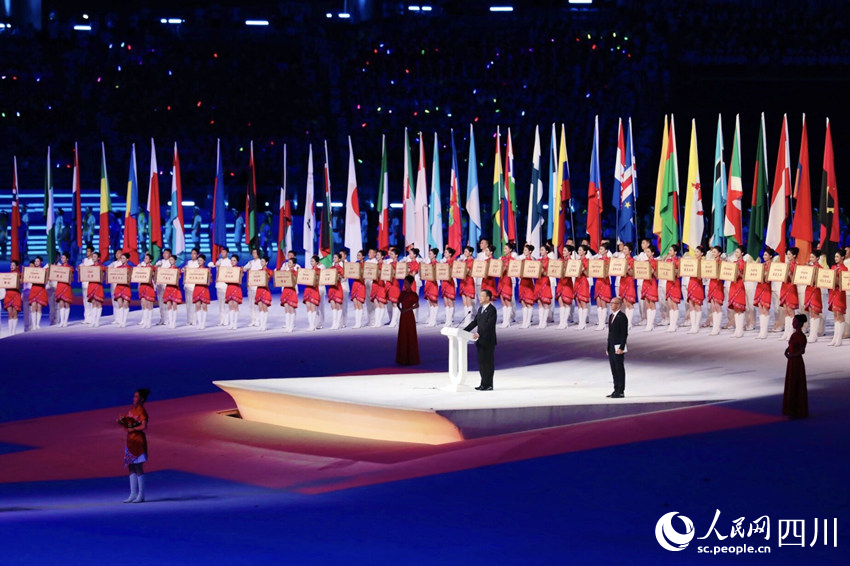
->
[[440, 327, 475, 392]]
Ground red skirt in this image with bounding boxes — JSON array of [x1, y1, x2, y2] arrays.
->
[[193, 286, 211, 304], [574, 276, 591, 303], [640, 278, 658, 302], [666, 280, 682, 303], [350, 280, 366, 303], [87, 283, 105, 303], [828, 288, 847, 314], [163, 285, 183, 305], [327, 283, 344, 304], [441, 280, 457, 301], [280, 287, 298, 307], [687, 277, 705, 305], [727, 279, 746, 311], [424, 281, 439, 302], [386, 282, 401, 304], [55, 282, 73, 303], [226, 284, 243, 304], [753, 282, 772, 308], [779, 282, 799, 309], [139, 283, 156, 302], [556, 277, 574, 304], [497, 276, 513, 300], [803, 286, 822, 314], [255, 286, 272, 306], [707, 279, 725, 304], [370, 280, 388, 304], [114, 284, 132, 301], [594, 277, 612, 302], [459, 276, 476, 299], [303, 286, 320, 306], [518, 278, 536, 304], [618, 276, 636, 303], [4, 289, 22, 311], [534, 277, 552, 304], [28, 285, 48, 306], [481, 276, 498, 297]]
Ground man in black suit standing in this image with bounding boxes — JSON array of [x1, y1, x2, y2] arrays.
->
[[464, 289, 498, 391], [606, 297, 628, 398]]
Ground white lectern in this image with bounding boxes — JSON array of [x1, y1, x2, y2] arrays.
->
[[440, 327, 475, 392]]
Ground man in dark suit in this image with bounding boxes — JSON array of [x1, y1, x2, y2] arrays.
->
[[464, 289, 498, 391], [606, 297, 628, 398]]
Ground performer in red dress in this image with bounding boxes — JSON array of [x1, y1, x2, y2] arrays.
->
[[778, 247, 800, 340], [370, 249, 388, 327], [704, 246, 724, 335], [395, 275, 421, 366], [556, 245, 576, 329], [279, 257, 299, 332], [162, 255, 183, 329], [753, 248, 776, 339], [782, 314, 808, 419], [349, 250, 367, 329], [803, 251, 824, 342], [54, 253, 75, 328], [725, 246, 748, 338], [422, 248, 441, 327], [530, 243, 553, 329], [441, 246, 458, 327], [662, 245, 682, 333], [112, 253, 133, 328], [303, 255, 323, 331], [136, 253, 157, 329], [828, 250, 847, 346], [617, 243, 638, 328], [27, 256, 48, 330], [119, 388, 150, 503], [480, 244, 499, 303], [225, 255, 243, 330], [4, 260, 23, 336], [188, 253, 212, 330], [458, 246, 476, 325], [386, 247, 403, 327], [498, 243, 516, 328], [517, 244, 537, 328], [593, 242, 613, 332], [327, 253, 346, 330], [250, 256, 273, 331], [86, 252, 106, 328], [572, 245, 593, 330]]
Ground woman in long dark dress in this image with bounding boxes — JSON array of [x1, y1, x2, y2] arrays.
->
[[782, 314, 809, 419], [396, 275, 421, 365]]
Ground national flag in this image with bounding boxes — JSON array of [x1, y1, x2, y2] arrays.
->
[[711, 115, 727, 247], [303, 145, 315, 262], [491, 127, 504, 254], [11, 157, 21, 262], [652, 115, 669, 246], [72, 143, 82, 253], [428, 132, 444, 253], [547, 123, 556, 241], [747, 113, 768, 258], [682, 118, 704, 252], [586, 116, 603, 252], [503, 128, 518, 242], [448, 129, 463, 256], [659, 116, 681, 255], [525, 125, 544, 251], [170, 143, 185, 256], [554, 124, 571, 251], [123, 143, 140, 264], [344, 136, 363, 255], [402, 128, 416, 247], [99, 143, 112, 260], [147, 139, 162, 262], [723, 115, 743, 254], [466, 124, 481, 248], [791, 115, 813, 261], [319, 141, 333, 266], [765, 114, 791, 256], [44, 147, 56, 264], [276, 144, 292, 269], [613, 118, 626, 229], [818, 118, 840, 251], [245, 141, 257, 250], [615, 118, 638, 244], [212, 139, 228, 264], [414, 132, 429, 250], [377, 135, 390, 250], [627, 117, 639, 233]]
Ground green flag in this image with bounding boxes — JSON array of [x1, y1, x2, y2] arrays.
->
[[747, 113, 768, 258], [659, 117, 680, 255], [44, 147, 56, 264]]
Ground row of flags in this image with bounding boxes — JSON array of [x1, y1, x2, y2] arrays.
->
[[9, 116, 841, 269]]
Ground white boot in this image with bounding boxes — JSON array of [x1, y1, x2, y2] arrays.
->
[[733, 312, 744, 338], [710, 311, 722, 335], [262, 311, 270, 331], [307, 310, 317, 331], [201, 309, 209, 330], [9, 317, 17, 335], [757, 314, 769, 339], [285, 312, 294, 333], [537, 306, 548, 328], [133, 475, 145, 503], [33, 310, 40, 330], [844, 318, 850, 339], [576, 307, 588, 330], [519, 306, 530, 329], [593, 306, 604, 331], [427, 305, 438, 327], [687, 311, 698, 334], [389, 306, 400, 328], [780, 315, 793, 340], [93, 307, 102, 328], [444, 305, 454, 327], [500, 304, 512, 328], [831, 321, 845, 346], [667, 313, 678, 333], [557, 305, 568, 329], [808, 317, 820, 343], [644, 309, 655, 332], [373, 307, 384, 327], [330, 309, 339, 330], [124, 473, 138, 503], [625, 307, 634, 328], [354, 309, 363, 329]]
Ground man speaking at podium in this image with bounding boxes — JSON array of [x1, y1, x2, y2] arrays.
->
[[464, 289, 498, 391]]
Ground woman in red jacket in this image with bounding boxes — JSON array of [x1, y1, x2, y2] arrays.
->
[[535, 243, 555, 329], [370, 249, 388, 327], [137, 252, 157, 329], [803, 251, 824, 343], [441, 246, 458, 327], [639, 247, 659, 332], [327, 253, 346, 330], [556, 245, 575, 329], [280, 257, 299, 332], [422, 248, 441, 327], [663, 245, 682, 333], [706, 246, 726, 335], [87, 251, 106, 328], [349, 250, 367, 329], [726, 246, 748, 338], [778, 247, 801, 340], [617, 243, 637, 328], [685, 246, 706, 334], [27, 256, 48, 330], [162, 255, 183, 329], [497, 242, 516, 328], [4, 259, 23, 335], [828, 250, 847, 347], [753, 248, 776, 339], [54, 252, 75, 328], [458, 246, 476, 325], [303, 255, 322, 331], [252, 255, 274, 331], [225, 255, 243, 331]]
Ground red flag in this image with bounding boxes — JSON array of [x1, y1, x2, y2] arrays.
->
[[11, 157, 21, 262], [818, 118, 839, 250], [586, 115, 602, 251], [791, 115, 813, 262]]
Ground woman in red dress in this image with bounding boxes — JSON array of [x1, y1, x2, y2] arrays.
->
[[225, 255, 243, 330], [517, 244, 537, 328], [638, 246, 659, 332], [753, 248, 776, 339], [778, 247, 800, 340], [617, 243, 638, 328], [370, 250, 388, 327], [441, 246, 458, 327], [137, 252, 157, 329], [663, 245, 682, 333], [480, 244, 499, 306], [303, 255, 322, 331], [112, 253, 133, 328], [162, 255, 183, 329], [422, 248, 441, 327], [556, 245, 576, 329], [573, 245, 592, 330], [593, 242, 613, 331], [782, 314, 808, 419], [86, 251, 106, 328], [54, 253, 75, 327], [187, 253, 210, 330], [458, 246, 476, 325], [349, 250, 367, 329], [4, 259, 23, 335], [685, 245, 706, 334], [498, 242, 516, 328], [534, 243, 554, 329], [726, 246, 748, 338], [386, 247, 403, 327], [395, 275, 421, 366], [279, 257, 299, 332], [803, 251, 824, 342], [119, 388, 150, 503], [27, 256, 48, 330], [706, 246, 725, 335], [828, 250, 847, 347], [251, 255, 273, 331], [327, 253, 345, 330]]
